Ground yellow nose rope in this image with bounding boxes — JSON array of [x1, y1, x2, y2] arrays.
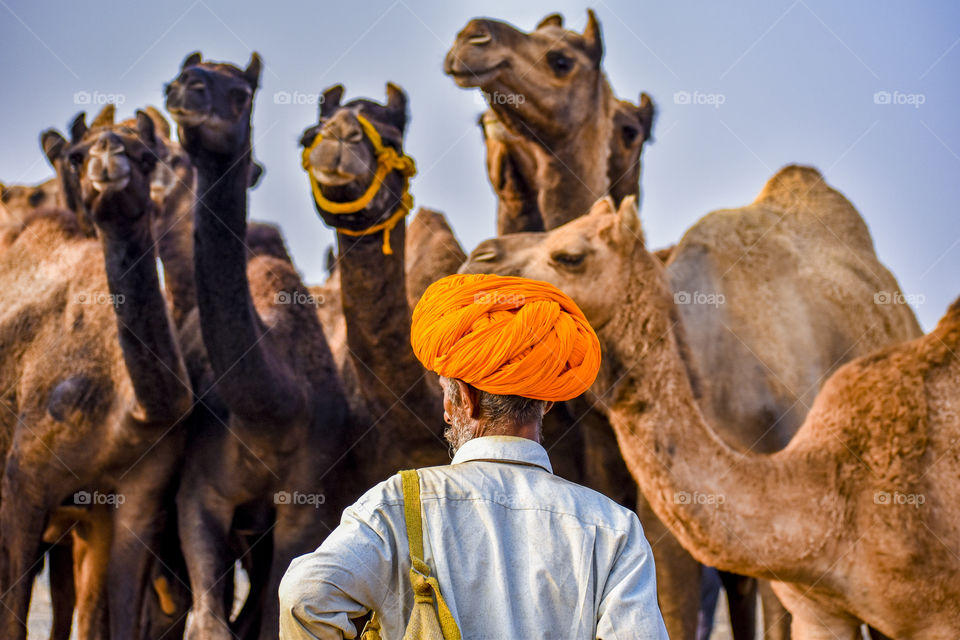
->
[[301, 114, 417, 255]]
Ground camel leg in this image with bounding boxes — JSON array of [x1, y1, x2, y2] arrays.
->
[[139, 511, 192, 640], [47, 543, 76, 640], [232, 532, 274, 640], [759, 578, 792, 640], [772, 583, 860, 640], [178, 487, 237, 640], [719, 571, 757, 640], [257, 504, 328, 640], [636, 493, 700, 640], [0, 463, 50, 640], [71, 506, 111, 640]]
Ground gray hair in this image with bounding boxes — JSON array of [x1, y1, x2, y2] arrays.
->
[[443, 378, 548, 434]]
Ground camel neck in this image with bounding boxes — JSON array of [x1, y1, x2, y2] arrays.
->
[[192, 155, 304, 424], [95, 194, 191, 425], [597, 257, 828, 580], [336, 222, 443, 456]]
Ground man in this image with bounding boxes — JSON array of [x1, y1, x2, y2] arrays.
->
[[279, 274, 668, 639]]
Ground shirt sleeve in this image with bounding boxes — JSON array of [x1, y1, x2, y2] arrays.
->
[[278, 499, 398, 640], [595, 514, 670, 640]]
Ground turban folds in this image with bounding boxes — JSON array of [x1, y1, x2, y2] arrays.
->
[[411, 274, 601, 401]]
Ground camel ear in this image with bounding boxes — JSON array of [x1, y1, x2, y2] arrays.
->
[[320, 84, 344, 118], [587, 195, 616, 218], [615, 195, 644, 244], [144, 106, 172, 139], [536, 13, 563, 29], [90, 103, 115, 128], [40, 129, 68, 166], [385, 82, 408, 133], [248, 161, 264, 189], [582, 9, 603, 68], [243, 52, 262, 90], [324, 245, 337, 276], [69, 112, 88, 143], [182, 51, 202, 70], [135, 110, 157, 147], [637, 93, 655, 143]]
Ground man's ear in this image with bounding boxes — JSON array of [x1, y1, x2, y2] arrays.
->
[[455, 379, 480, 419], [543, 401, 555, 416]]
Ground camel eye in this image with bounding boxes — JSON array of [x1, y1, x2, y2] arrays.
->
[[346, 130, 364, 144], [546, 51, 573, 76], [621, 125, 640, 146], [28, 190, 46, 206], [551, 251, 585, 269], [68, 151, 85, 168]]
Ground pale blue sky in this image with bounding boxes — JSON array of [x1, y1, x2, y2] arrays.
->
[[1, 0, 957, 329]]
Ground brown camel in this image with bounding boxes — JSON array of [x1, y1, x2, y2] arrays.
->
[[467, 165, 923, 639], [446, 11, 654, 228], [462, 195, 959, 639], [299, 83, 451, 476], [0, 109, 192, 640], [477, 92, 654, 234], [165, 52, 355, 640]]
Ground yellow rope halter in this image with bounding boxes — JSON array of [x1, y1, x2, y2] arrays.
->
[[301, 114, 417, 255]]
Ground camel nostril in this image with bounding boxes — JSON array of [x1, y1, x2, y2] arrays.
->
[[467, 32, 492, 45], [471, 249, 499, 263]]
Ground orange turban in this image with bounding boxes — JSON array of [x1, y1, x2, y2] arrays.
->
[[410, 274, 601, 401]]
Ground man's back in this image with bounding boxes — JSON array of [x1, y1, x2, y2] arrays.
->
[[280, 436, 668, 640]]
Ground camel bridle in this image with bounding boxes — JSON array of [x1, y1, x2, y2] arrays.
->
[[301, 113, 417, 255]]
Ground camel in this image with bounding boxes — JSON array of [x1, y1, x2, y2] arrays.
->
[[0, 109, 192, 640], [165, 51, 355, 640], [466, 165, 923, 639], [461, 194, 959, 639], [299, 83, 453, 476], [446, 11, 655, 229], [478, 92, 654, 234], [0, 177, 60, 223]]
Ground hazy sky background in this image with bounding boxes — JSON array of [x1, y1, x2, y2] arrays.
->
[[1, 0, 957, 330]]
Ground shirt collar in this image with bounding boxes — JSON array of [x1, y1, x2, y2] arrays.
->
[[451, 436, 553, 474]]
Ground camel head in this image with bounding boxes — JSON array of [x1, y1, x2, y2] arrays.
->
[[299, 83, 413, 236], [0, 177, 59, 221], [52, 104, 166, 230], [462, 196, 654, 331], [164, 51, 262, 160], [140, 105, 195, 206], [445, 10, 605, 138], [607, 93, 655, 206]]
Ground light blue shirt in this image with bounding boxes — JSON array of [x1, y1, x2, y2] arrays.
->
[[279, 436, 668, 639]]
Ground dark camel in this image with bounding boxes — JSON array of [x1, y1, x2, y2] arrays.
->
[[165, 52, 354, 640], [0, 109, 192, 640], [299, 83, 450, 477]]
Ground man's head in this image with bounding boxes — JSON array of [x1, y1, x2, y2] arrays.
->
[[411, 274, 601, 451], [440, 376, 552, 450]]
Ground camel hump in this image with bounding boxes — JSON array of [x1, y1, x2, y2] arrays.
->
[[754, 164, 875, 254]]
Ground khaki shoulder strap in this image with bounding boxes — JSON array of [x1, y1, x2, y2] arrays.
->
[[399, 469, 462, 640], [363, 470, 461, 640]]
